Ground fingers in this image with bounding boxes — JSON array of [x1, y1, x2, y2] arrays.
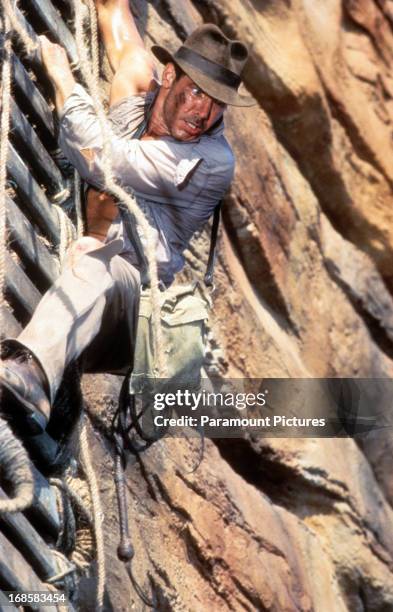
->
[[37, 34, 53, 57], [38, 35, 66, 60], [36, 34, 76, 112], [38, 36, 67, 63], [37, 35, 72, 83]]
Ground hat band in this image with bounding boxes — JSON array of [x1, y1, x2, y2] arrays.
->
[[174, 47, 241, 89]]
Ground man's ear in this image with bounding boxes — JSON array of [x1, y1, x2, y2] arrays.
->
[[161, 63, 177, 89]]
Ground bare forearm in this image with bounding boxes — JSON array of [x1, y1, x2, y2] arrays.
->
[[52, 72, 76, 113], [95, 0, 145, 72], [39, 35, 76, 113]]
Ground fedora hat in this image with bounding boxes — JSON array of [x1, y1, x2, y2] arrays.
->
[[151, 24, 255, 107]]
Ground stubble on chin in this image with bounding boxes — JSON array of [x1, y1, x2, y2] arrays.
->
[[163, 87, 190, 140]]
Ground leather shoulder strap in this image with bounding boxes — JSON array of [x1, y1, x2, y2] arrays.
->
[[204, 202, 221, 287], [118, 204, 151, 288]]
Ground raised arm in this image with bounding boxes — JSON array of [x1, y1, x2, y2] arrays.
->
[[95, 0, 157, 105]]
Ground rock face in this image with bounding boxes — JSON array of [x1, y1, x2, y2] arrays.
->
[[73, 1, 393, 610]]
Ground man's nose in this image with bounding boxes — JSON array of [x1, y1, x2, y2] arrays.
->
[[195, 96, 213, 120]]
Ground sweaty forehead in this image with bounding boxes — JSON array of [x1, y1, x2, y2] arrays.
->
[[177, 75, 226, 107], [177, 74, 199, 89]]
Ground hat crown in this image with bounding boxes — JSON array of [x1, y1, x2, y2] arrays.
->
[[151, 23, 255, 106], [183, 24, 249, 76]]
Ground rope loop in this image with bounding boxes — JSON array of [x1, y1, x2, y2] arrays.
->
[[79, 416, 105, 611], [0, 417, 34, 513]]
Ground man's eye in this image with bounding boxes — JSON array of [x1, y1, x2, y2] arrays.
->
[[191, 86, 203, 96]]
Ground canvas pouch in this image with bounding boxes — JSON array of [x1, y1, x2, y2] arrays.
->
[[129, 282, 211, 395]]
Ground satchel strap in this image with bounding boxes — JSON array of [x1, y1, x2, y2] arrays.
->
[[118, 203, 151, 288], [204, 202, 221, 287]]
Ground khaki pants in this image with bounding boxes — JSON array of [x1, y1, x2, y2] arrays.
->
[[16, 238, 140, 404]]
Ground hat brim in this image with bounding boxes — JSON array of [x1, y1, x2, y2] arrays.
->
[[151, 45, 256, 107]]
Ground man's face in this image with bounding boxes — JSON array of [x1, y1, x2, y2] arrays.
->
[[162, 67, 226, 142]]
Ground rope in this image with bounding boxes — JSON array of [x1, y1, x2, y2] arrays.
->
[[50, 475, 94, 573], [46, 550, 77, 584], [73, 170, 84, 239], [53, 477, 66, 548], [73, 0, 167, 376], [50, 477, 93, 526], [64, 472, 96, 570], [0, 12, 12, 307], [53, 204, 77, 264], [79, 418, 105, 611], [70, 526, 94, 570], [2, 0, 37, 56], [52, 187, 71, 204], [0, 417, 34, 513], [87, 0, 100, 86]]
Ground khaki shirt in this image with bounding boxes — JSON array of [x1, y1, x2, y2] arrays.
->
[[59, 84, 234, 284]]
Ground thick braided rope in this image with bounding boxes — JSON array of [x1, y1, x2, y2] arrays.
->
[[74, 170, 84, 239], [87, 0, 100, 86], [53, 204, 77, 264], [0, 417, 34, 513], [0, 13, 12, 306], [74, 0, 167, 376], [51, 472, 94, 572], [50, 477, 93, 526], [79, 419, 105, 612], [46, 549, 77, 584], [2, 0, 37, 56]]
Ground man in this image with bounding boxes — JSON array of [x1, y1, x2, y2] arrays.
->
[[0, 0, 254, 434]]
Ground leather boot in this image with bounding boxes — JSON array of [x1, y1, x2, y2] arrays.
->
[[0, 346, 51, 434]]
